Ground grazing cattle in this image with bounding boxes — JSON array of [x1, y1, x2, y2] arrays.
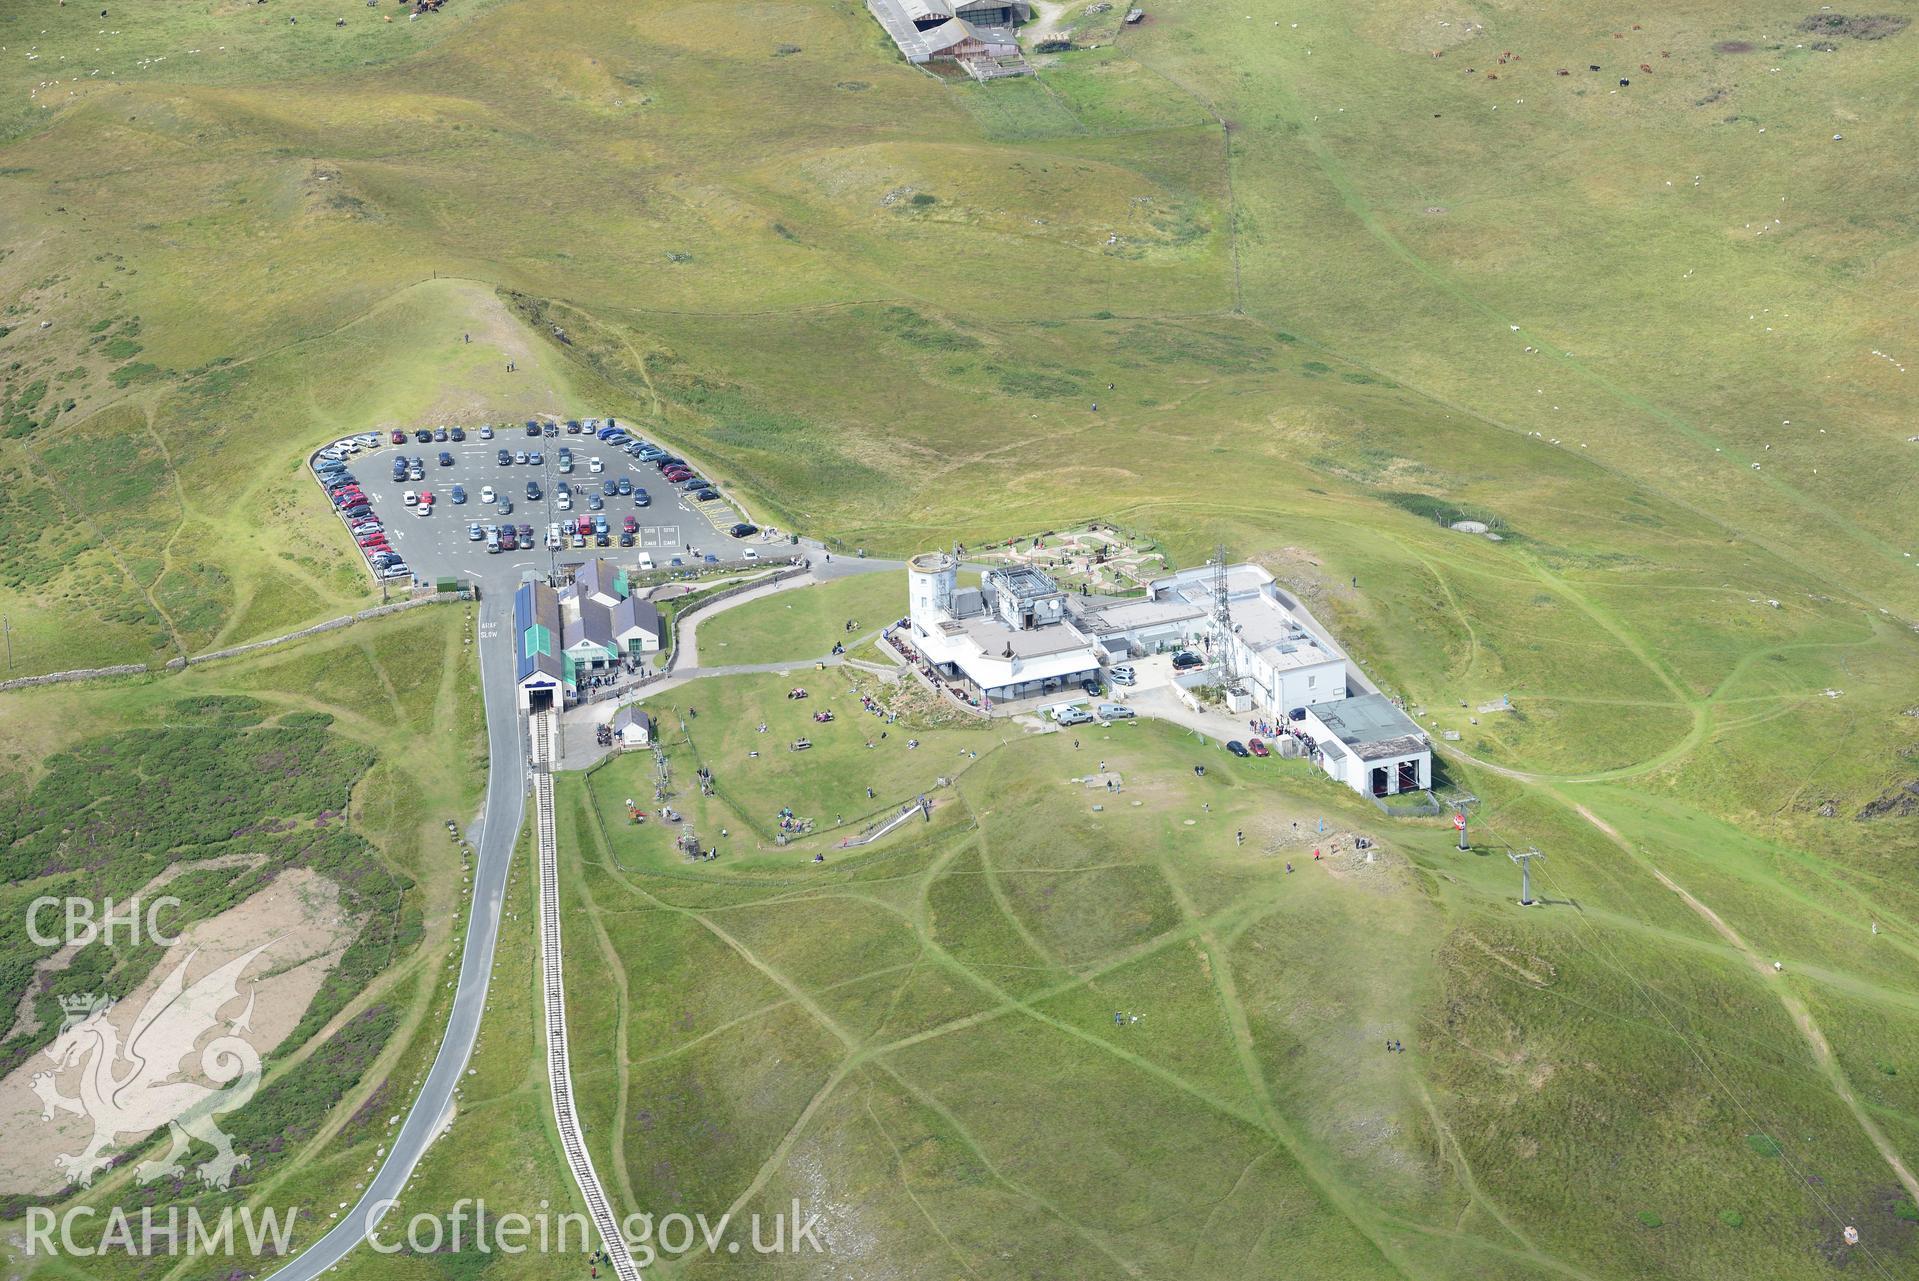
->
[[1589, 64, 1601, 71], [1556, 68, 1569, 75], [1640, 63, 1652, 72], [1620, 77, 1631, 86]]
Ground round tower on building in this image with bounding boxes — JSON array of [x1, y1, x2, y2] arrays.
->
[[907, 550, 959, 633]]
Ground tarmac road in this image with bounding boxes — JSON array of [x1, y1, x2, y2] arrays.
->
[[268, 583, 525, 1279]]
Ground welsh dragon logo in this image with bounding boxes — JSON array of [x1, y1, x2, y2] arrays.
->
[[31, 941, 272, 1190]]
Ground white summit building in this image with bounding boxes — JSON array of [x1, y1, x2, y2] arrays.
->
[[899, 550, 1432, 801]]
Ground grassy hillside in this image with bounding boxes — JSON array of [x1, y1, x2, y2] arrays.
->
[[0, 0, 1914, 1275]]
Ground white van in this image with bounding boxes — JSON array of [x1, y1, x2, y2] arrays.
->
[[638, 553, 655, 571]]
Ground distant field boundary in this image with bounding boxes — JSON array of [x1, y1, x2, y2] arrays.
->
[[0, 592, 468, 693]]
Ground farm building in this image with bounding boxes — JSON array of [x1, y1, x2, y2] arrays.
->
[[866, 0, 1027, 74]]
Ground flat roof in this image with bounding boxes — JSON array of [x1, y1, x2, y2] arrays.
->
[[988, 564, 1062, 601], [950, 614, 1090, 658], [1073, 597, 1207, 635], [1308, 694, 1427, 761]]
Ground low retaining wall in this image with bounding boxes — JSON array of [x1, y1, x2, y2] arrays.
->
[[0, 663, 150, 693], [183, 592, 465, 667], [0, 592, 467, 693]]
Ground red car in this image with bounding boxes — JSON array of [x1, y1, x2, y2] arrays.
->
[[577, 516, 593, 535], [1248, 738, 1270, 758], [622, 515, 639, 532], [390, 430, 406, 445]]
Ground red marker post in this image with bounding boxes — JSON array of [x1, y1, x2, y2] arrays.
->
[[1454, 810, 1469, 851]]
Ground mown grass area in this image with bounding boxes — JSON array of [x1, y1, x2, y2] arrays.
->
[[691, 570, 945, 667], [0, 603, 486, 1277]]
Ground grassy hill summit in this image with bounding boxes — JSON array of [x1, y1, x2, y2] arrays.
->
[[0, 0, 1915, 1277]]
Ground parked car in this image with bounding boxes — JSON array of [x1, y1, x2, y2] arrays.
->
[[622, 515, 639, 533], [1109, 664, 1137, 686], [1096, 703, 1135, 721], [526, 482, 542, 500], [1226, 740, 1250, 758], [479, 486, 496, 504], [692, 489, 719, 501], [566, 420, 584, 434], [525, 421, 541, 437], [514, 450, 529, 465], [527, 451, 543, 465], [390, 430, 407, 444], [479, 424, 494, 440], [600, 480, 617, 497], [1248, 738, 1270, 757], [615, 476, 632, 496], [451, 484, 467, 504], [543, 422, 558, 437], [450, 427, 466, 442], [414, 429, 432, 443], [496, 498, 514, 515], [1172, 651, 1205, 671], [742, 548, 759, 561], [433, 427, 448, 442], [1054, 706, 1095, 727], [632, 489, 650, 507], [402, 490, 419, 507], [380, 564, 412, 580], [1080, 678, 1102, 698], [469, 523, 485, 541], [571, 533, 586, 549], [638, 553, 655, 571], [595, 532, 611, 547], [669, 556, 685, 567], [556, 494, 572, 511], [702, 553, 718, 564], [438, 451, 454, 467], [497, 449, 513, 466], [730, 523, 758, 538], [617, 530, 635, 548], [588, 457, 605, 473], [587, 494, 603, 511]]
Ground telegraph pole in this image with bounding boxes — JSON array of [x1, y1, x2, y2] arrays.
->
[[1510, 847, 1544, 906]]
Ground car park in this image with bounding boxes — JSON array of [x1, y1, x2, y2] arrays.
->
[[479, 486, 496, 504], [1096, 703, 1135, 721], [1226, 740, 1250, 758]]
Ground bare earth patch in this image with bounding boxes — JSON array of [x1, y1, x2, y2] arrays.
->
[[0, 869, 360, 1196]]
